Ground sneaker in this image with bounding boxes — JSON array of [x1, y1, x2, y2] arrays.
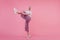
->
[[27, 36, 30, 40], [13, 8, 18, 14]]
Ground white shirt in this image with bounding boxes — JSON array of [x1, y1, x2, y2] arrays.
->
[[24, 10, 32, 17]]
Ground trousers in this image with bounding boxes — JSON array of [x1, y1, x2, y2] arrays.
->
[[21, 14, 31, 32]]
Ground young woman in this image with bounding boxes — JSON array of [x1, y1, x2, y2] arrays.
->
[[13, 7, 32, 39]]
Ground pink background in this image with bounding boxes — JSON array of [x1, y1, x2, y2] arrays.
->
[[0, 0, 60, 40]]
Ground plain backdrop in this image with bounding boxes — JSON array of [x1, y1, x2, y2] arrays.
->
[[0, 0, 60, 40]]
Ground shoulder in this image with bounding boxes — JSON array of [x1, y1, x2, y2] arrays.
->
[[26, 10, 32, 13]]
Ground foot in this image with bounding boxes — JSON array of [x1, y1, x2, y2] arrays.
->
[[13, 8, 18, 14], [27, 34, 31, 40], [28, 34, 31, 38], [27, 36, 30, 40]]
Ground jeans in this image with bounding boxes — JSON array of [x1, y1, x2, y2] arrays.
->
[[21, 14, 31, 32]]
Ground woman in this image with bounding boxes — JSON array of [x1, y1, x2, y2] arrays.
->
[[13, 7, 32, 39]]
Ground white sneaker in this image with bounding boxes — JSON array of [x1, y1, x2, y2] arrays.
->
[[28, 34, 31, 38], [13, 8, 18, 14], [27, 36, 30, 40], [27, 34, 31, 40]]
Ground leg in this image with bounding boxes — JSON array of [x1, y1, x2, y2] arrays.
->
[[25, 20, 29, 33], [24, 16, 31, 36], [25, 20, 30, 39], [13, 8, 23, 14], [21, 15, 31, 39]]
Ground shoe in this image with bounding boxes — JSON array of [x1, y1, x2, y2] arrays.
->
[[27, 35, 30, 40], [13, 8, 18, 14], [27, 34, 31, 40], [28, 34, 31, 38]]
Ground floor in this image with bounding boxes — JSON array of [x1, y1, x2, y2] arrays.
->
[[0, 34, 60, 40]]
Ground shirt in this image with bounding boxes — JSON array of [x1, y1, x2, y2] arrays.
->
[[24, 10, 32, 17]]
